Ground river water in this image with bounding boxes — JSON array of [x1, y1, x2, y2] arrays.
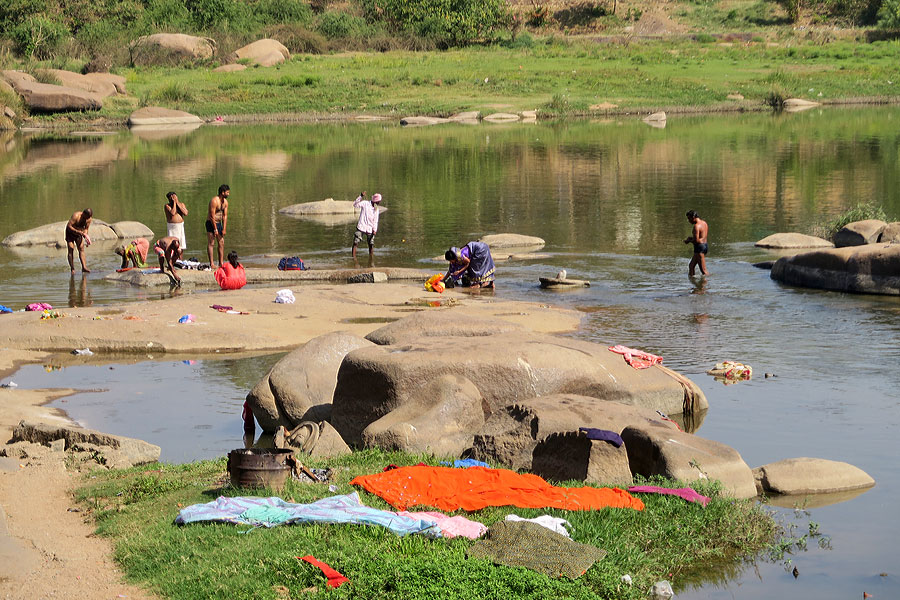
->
[[1, 108, 899, 598]]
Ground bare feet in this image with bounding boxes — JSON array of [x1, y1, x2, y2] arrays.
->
[[82, 268, 91, 273]]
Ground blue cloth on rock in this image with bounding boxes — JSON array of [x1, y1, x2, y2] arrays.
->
[[579, 428, 624, 447], [174, 492, 439, 536]]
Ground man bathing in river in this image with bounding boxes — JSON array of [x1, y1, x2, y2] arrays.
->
[[206, 184, 229, 268], [684, 209, 709, 276], [65, 208, 92, 273], [164, 191, 188, 250], [155, 236, 183, 285]]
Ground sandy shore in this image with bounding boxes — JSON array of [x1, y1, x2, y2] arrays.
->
[[0, 282, 581, 598]]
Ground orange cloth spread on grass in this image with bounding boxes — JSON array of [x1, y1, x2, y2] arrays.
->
[[350, 466, 644, 512]]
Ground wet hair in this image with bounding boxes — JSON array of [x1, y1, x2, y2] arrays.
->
[[218, 184, 230, 196], [445, 249, 457, 262], [686, 210, 699, 220], [83, 208, 92, 218], [227, 250, 239, 268], [166, 191, 176, 201]]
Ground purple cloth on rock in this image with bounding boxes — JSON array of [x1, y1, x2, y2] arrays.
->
[[579, 428, 624, 447]]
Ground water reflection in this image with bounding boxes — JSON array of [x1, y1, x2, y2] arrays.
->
[[67, 273, 92, 308]]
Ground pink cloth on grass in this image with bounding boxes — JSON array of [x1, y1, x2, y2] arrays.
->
[[627, 486, 710, 507], [608, 345, 663, 369], [395, 511, 487, 539]]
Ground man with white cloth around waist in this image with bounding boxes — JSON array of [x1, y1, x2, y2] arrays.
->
[[164, 191, 188, 250]]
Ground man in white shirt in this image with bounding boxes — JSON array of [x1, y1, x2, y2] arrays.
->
[[352, 191, 382, 260]]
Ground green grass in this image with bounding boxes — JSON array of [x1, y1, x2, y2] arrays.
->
[[11, 36, 900, 125], [76, 449, 778, 600], [821, 202, 889, 239]]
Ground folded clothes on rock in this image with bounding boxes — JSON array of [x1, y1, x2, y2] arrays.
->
[[468, 520, 606, 579], [350, 465, 644, 512], [174, 492, 439, 536]]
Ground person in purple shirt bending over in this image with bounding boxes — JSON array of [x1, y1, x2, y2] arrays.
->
[[352, 191, 382, 261]]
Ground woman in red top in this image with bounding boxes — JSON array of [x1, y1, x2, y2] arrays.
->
[[215, 251, 246, 290]]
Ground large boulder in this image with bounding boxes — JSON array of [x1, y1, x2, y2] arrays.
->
[[531, 431, 633, 486], [468, 395, 679, 472], [833, 219, 887, 247], [753, 457, 875, 496], [38, 69, 117, 98], [109, 221, 154, 239], [11, 421, 160, 466], [770, 243, 900, 295], [1, 70, 102, 113], [365, 311, 525, 345], [128, 106, 203, 127], [361, 374, 485, 456], [331, 323, 705, 446], [280, 198, 383, 216], [477, 233, 545, 250], [2, 220, 119, 247], [228, 39, 290, 67], [755, 233, 833, 249], [621, 425, 757, 499], [878, 222, 900, 243], [247, 331, 375, 432], [83, 72, 127, 95], [130, 33, 216, 66]]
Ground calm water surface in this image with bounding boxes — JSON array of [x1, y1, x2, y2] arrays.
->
[[2, 108, 899, 599]]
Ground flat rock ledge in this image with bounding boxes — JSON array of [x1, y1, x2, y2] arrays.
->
[[128, 106, 203, 127], [10, 420, 160, 467], [771, 243, 900, 295], [2, 220, 153, 247], [478, 233, 545, 250], [105, 266, 430, 288], [753, 457, 875, 496], [279, 198, 387, 217], [755, 233, 833, 249]]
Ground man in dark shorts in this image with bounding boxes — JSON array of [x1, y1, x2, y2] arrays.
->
[[683, 210, 709, 276], [206, 184, 229, 268], [155, 236, 183, 285], [65, 208, 92, 273]]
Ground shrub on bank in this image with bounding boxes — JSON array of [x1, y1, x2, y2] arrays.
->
[[358, 0, 510, 47]]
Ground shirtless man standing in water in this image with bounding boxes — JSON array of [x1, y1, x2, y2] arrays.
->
[[684, 209, 709, 276], [206, 184, 229, 268], [65, 208, 93, 273]]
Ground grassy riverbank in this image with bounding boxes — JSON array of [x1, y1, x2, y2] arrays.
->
[[75, 450, 777, 600], [12, 36, 900, 127]]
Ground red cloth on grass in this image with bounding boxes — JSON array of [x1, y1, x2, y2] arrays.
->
[[350, 465, 644, 512], [297, 555, 349, 588]]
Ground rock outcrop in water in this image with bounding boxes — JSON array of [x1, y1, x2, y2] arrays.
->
[[770, 243, 900, 295]]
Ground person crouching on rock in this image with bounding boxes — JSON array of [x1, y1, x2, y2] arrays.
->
[[154, 236, 183, 286], [214, 250, 246, 290], [443, 241, 496, 289], [115, 238, 150, 269]]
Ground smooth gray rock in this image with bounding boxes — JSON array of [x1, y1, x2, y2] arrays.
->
[[247, 331, 375, 432], [833, 219, 887, 247], [532, 431, 633, 486], [755, 233, 833, 249], [771, 243, 900, 295], [347, 272, 388, 284], [365, 311, 525, 345], [228, 39, 289, 66], [468, 394, 679, 472], [11, 421, 160, 466], [753, 457, 875, 496], [308, 422, 352, 458], [477, 233, 545, 250], [361, 374, 485, 456], [128, 106, 203, 127], [2, 220, 119, 247], [130, 33, 216, 66], [621, 425, 757, 499], [332, 332, 706, 446], [878, 222, 900, 243]]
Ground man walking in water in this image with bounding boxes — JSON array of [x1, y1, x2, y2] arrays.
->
[[65, 208, 92, 273], [164, 191, 188, 250], [684, 209, 709, 276], [351, 191, 381, 263], [206, 184, 229, 268]]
